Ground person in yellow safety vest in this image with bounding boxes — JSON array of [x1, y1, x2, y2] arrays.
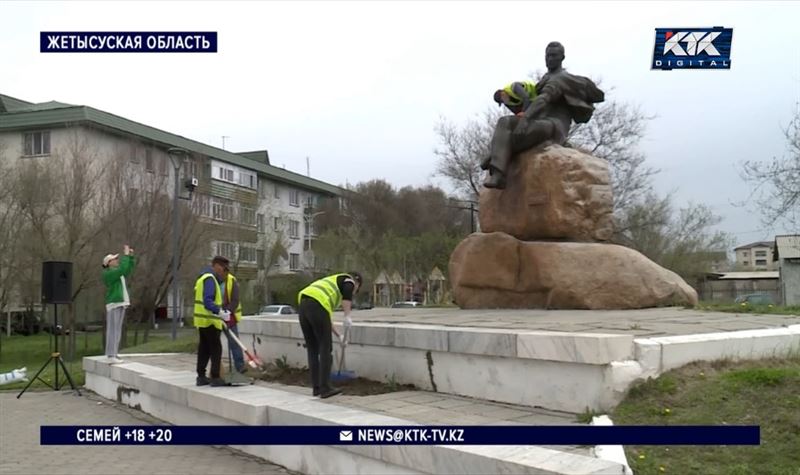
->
[[296, 272, 363, 398], [222, 268, 245, 373], [193, 256, 232, 387], [493, 81, 538, 115]]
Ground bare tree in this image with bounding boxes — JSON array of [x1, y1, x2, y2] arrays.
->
[[14, 131, 107, 357], [100, 147, 213, 345], [615, 193, 732, 280], [0, 142, 22, 316], [741, 104, 800, 228]]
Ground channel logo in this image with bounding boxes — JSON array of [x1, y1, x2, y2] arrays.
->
[[652, 27, 732, 70]]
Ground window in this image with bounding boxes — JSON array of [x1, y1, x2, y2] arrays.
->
[[240, 206, 256, 226], [289, 220, 300, 238], [304, 220, 315, 237], [306, 196, 316, 208], [257, 213, 265, 233], [145, 149, 154, 173], [258, 180, 268, 198], [274, 185, 280, 199], [194, 194, 211, 217], [212, 199, 235, 222], [238, 171, 257, 190], [742, 251, 749, 257], [290, 189, 300, 206], [129, 143, 140, 164], [755, 259, 767, 266], [755, 250, 767, 257], [289, 253, 300, 271], [273, 217, 280, 231], [239, 246, 257, 264], [743, 261, 749, 266], [159, 154, 169, 176], [216, 242, 236, 259], [23, 131, 51, 156], [218, 167, 234, 182]]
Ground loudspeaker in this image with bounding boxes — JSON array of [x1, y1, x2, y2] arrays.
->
[[42, 261, 72, 304]]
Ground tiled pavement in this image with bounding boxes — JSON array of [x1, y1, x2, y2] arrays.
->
[[0, 390, 295, 475]]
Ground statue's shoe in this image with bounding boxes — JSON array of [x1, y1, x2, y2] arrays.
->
[[483, 173, 506, 189]]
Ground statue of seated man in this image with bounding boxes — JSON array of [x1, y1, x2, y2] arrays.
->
[[481, 42, 605, 189]]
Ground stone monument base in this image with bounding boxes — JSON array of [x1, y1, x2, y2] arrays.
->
[[449, 232, 698, 310]]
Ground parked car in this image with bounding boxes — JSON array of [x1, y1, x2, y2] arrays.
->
[[391, 301, 422, 308], [734, 294, 774, 305], [356, 301, 374, 310], [257, 305, 297, 317]]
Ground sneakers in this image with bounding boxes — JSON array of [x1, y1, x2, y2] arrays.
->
[[312, 387, 321, 397], [319, 387, 342, 399], [196, 376, 210, 386], [107, 356, 124, 364]]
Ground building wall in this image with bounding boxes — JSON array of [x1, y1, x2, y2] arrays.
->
[[1, 123, 337, 311], [735, 246, 776, 271], [780, 259, 800, 306]]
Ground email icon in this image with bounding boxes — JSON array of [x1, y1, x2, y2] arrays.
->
[[339, 430, 353, 442]]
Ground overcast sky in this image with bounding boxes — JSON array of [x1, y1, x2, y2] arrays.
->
[[2, 1, 800, 246]]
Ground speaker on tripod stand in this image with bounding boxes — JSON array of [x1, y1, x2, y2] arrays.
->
[[17, 261, 81, 398]]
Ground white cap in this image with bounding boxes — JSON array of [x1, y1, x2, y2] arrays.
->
[[102, 254, 120, 267]]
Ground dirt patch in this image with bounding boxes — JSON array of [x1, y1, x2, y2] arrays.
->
[[254, 363, 416, 396]]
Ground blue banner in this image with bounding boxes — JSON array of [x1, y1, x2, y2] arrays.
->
[[40, 425, 760, 445], [40, 32, 217, 53], [652, 27, 733, 70]]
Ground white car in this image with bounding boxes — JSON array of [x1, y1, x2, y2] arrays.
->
[[257, 305, 296, 317]]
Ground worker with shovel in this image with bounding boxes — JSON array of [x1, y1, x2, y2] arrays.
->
[[297, 272, 362, 398]]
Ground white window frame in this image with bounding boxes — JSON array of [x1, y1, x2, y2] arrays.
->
[[289, 220, 299, 238], [290, 189, 300, 207]]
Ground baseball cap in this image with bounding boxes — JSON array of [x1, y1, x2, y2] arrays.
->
[[102, 254, 119, 267]]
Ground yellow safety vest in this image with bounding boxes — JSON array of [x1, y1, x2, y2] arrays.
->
[[298, 273, 347, 317], [503, 81, 537, 106], [225, 273, 243, 323], [193, 273, 224, 330]]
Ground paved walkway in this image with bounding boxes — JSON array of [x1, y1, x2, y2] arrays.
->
[[0, 390, 294, 475], [119, 354, 591, 457], [323, 306, 800, 337]]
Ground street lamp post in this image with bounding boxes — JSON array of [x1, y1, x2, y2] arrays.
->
[[167, 147, 189, 341]]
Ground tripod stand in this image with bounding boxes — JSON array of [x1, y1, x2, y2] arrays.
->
[[17, 303, 81, 398]]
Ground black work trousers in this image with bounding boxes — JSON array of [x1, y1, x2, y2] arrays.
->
[[298, 296, 333, 392], [197, 326, 222, 378]]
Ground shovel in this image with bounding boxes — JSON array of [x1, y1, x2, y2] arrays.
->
[[331, 325, 357, 382]]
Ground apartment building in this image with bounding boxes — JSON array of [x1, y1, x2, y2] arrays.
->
[[0, 93, 342, 310], [733, 241, 777, 271]]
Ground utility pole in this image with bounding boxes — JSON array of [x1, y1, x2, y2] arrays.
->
[[306, 156, 310, 177], [221, 136, 229, 150]]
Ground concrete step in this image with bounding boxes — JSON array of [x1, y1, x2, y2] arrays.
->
[[84, 355, 627, 475]]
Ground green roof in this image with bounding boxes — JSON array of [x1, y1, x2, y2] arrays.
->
[[0, 94, 343, 196], [237, 150, 270, 165]]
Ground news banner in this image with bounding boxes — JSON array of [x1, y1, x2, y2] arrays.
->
[[40, 425, 760, 446]]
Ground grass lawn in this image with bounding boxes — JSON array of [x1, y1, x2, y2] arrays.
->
[[697, 301, 800, 316], [613, 357, 800, 475], [0, 329, 196, 391]]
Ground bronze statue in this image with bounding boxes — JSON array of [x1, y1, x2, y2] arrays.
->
[[481, 42, 605, 189]]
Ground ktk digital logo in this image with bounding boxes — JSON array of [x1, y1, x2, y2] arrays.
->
[[651, 27, 733, 70]]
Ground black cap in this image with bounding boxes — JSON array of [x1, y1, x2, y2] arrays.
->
[[212, 255, 230, 270]]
